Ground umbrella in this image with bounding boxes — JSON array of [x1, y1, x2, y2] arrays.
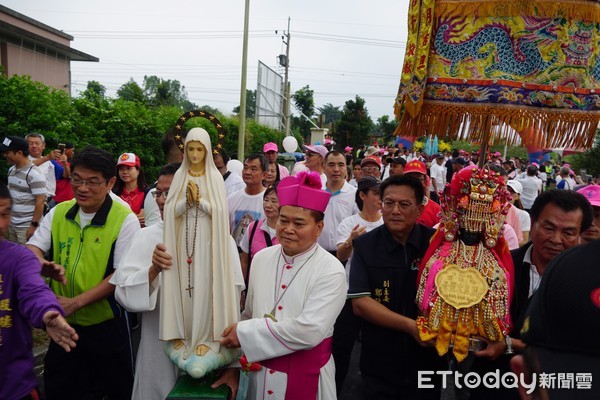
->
[[395, 136, 414, 150]]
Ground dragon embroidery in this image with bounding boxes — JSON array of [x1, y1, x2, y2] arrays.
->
[[434, 18, 557, 77]]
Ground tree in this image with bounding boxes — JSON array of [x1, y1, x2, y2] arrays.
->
[[117, 79, 145, 103], [232, 89, 256, 118], [318, 103, 341, 124], [291, 86, 316, 142], [199, 105, 222, 116], [335, 96, 373, 149], [292, 86, 315, 118], [0, 74, 74, 144], [0, 73, 296, 183], [376, 115, 397, 143], [81, 81, 106, 99], [571, 132, 600, 178], [142, 75, 195, 110]]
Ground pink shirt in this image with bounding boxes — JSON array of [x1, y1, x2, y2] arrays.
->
[[505, 205, 523, 244], [246, 219, 279, 258]]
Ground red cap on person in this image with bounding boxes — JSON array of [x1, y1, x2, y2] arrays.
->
[[404, 160, 427, 175]]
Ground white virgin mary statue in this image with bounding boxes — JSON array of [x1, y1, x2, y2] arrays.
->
[[160, 127, 244, 378]]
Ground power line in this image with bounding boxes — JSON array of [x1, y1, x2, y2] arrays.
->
[[66, 29, 405, 48]]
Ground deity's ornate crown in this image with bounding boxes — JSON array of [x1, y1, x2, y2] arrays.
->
[[441, 165, 511, 248]]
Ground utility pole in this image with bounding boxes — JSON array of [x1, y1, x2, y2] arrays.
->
[[238, 0, 250, 160], [282, 18, 291, 136]]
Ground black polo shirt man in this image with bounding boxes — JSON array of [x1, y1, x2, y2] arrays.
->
[[349, 175, 443, 400]]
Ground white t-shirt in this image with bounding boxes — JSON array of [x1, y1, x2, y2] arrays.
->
[[224, 171, 245, 197], [7, 163, 46, 227], [515, 207, 531, 233], [228, 188, 266, 246], [430, 162, 446, 192], [517, 175, 542, 209], [336, 213, 383, 284], [381, 164, 390, 181], [29, 155, 56, 197], [144, 188, 161, 227], [317, 181, 357, 251]]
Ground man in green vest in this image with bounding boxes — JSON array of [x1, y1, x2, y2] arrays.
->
[[27, 146, 141, 400]]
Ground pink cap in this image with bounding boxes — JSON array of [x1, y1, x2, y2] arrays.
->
[[577, 185, 600, 207], [278, 172, 331, 213], [117, 153, 141, 167], [344, 146, 353, 152], [303, 144, 328, 159], [324, 139, 333, 145], [493, 151, 502, 157], [263, 142, 278, 153]]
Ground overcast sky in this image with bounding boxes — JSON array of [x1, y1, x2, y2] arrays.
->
[[4, 0, 409, 120]]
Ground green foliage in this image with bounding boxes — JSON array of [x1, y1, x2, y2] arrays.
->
[[571, 134, 600, 178], [0, 74, 74, 145], [318, 103, 341, 124], [232, 90, 256, 118], [376, 115, 397, 143], [291, 86, 317, 142], [117, 79, 145, 103], [292, 86, 315, 117], [142, 75, 197, 111], [0, 74, 351, 182], [334, 96, 373, 149], [84, 81, 106, 98]]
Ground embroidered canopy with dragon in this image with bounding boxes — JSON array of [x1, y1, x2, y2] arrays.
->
[[395, 0, 600, 149]]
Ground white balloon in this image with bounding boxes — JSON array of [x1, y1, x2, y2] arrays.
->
[[282, 136, 298, 153], [227, 159, 243, 177]]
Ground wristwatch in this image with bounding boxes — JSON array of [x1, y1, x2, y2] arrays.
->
[[31, 221, 39, 227]]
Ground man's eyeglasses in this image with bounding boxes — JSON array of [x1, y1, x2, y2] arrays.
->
[[70, 177, 108, 188], [305, 152, 317, 158], [151, 191, 169, 199], [382, 200, 415, 212]]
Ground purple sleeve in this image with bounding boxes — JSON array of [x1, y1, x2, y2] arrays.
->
[[15, 247, 63, 329]]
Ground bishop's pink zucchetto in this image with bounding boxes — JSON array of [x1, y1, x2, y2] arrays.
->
[[277, 171, 330, 213]]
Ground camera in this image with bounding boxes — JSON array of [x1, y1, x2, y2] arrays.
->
[[58, 143, 66, 155]]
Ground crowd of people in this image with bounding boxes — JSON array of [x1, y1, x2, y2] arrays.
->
[[1, 131, 599, 400]]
